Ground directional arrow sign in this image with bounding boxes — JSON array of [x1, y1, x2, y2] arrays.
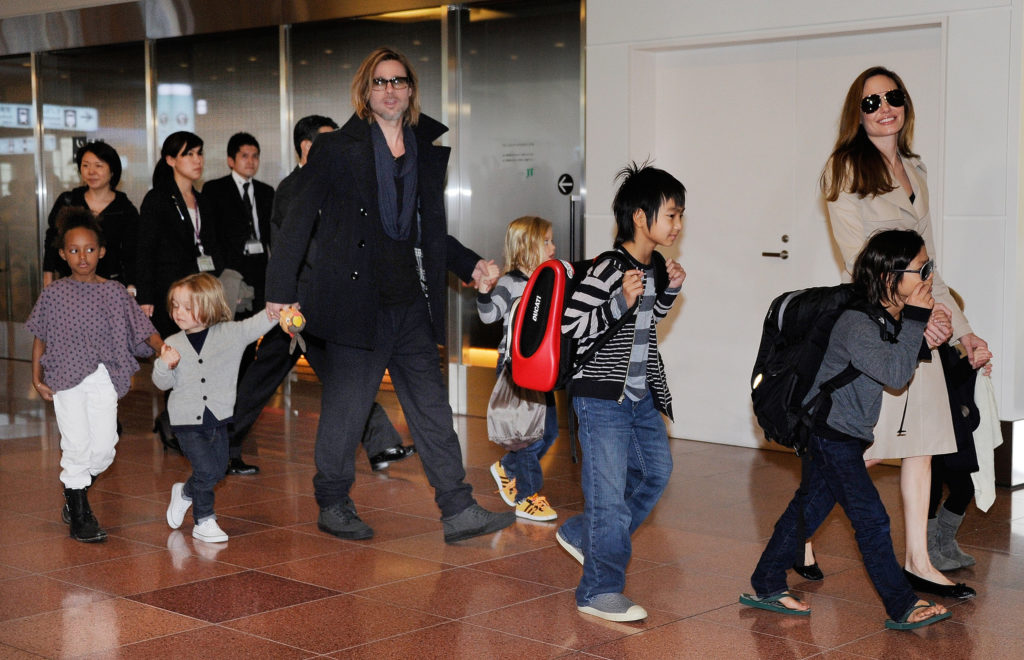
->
[[557, 173, 574, 195]]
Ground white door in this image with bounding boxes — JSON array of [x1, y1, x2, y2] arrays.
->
[[641, 27, 942, 447]]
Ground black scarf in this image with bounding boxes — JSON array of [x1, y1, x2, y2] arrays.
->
[[371, 121, 418, 241]]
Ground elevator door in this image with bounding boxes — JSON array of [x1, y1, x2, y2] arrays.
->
[[449, 0, 583, 416]]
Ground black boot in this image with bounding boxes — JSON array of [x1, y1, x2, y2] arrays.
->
[[63, 488, 106, 543], [62, 474, 95, 525], [154, 410, 182, 454]]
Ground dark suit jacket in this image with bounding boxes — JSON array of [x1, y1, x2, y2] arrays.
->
[[202, 173, 273, 305], [135, 183, 224, 336], [266, 113, 478, 349]]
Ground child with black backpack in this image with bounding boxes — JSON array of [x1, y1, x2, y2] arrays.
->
[[554, 163, 686, 622], [741, 229, 951, 630], [479, 215, 559, 522]]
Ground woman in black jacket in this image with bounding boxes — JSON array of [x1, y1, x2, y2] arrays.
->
[[43, 141, 139, 288], [135, 131, 223, 338]]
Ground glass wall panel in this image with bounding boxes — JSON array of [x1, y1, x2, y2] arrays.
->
[[153, 28, 285, 187], [0, 55, 35, 332], [289, 14, 443, 148], [456, 0, 583, 414], [37, 42, 149, 247]]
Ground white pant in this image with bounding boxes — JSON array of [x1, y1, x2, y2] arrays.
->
[[53, 364, 118, 489]]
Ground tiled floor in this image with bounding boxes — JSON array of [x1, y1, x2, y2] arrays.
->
[[1, 358, 1023, 658]]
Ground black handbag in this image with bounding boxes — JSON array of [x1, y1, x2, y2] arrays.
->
[[936, 342, 980, 472]]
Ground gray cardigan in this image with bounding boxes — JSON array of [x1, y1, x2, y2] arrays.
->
[[152, 312, 275, 426]]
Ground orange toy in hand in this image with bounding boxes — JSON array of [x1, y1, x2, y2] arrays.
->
[[279, 307, 307, 354]]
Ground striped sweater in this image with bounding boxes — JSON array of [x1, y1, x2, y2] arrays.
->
[[476, 270, 529, 372], [562, 248, 680, 418]]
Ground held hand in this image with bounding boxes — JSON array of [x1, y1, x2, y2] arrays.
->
[[959, 332, 992, 370], [33, 380, 54, 402], [666, 259, 686, 289], [924, 303, 954, 348], [140, 304, 154, 318], [266, 301, 298, 319], [160, 344, 181, 369], [469, 259, 499, 291], [621, 269, 644, 308], [905, 280, 934, 311]]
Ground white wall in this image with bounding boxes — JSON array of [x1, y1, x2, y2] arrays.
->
[[586, 0, 1022, 447]]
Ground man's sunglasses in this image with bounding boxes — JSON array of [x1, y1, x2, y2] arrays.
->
[[892, 259, 934, 281], [861, 89, 906, 114]]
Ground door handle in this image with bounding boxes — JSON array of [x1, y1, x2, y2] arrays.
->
[[761, 250, 789, 259]]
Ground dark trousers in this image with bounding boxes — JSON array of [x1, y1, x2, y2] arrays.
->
[[303, 298, 474, 517], [230, 325, 399, 460], [177, 425, 229, 524], [750, 433, 917, 621]]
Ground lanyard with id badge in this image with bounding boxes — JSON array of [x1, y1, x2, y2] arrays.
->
[[174, 195, 215, 272]]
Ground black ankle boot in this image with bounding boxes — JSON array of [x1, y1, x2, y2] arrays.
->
[[63, 488, 106, 543], [62, 475, 95, 525]]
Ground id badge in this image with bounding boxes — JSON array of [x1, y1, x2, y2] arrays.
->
[[244, 238, 265, 255], [197, 254, 215, 272]]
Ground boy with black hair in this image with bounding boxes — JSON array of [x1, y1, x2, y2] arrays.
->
[[556, 162, 687, 621]]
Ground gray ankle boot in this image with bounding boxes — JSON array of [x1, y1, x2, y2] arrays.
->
[[937, 505, 976, 567], [927, 517, 961, 571]]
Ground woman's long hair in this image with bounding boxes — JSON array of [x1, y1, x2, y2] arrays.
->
[[820, 66, 919, 201], [852, 229, 924, 307], [152, 131, 203, 188]]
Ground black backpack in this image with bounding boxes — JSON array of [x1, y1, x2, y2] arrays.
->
[[510, 249, 667, 392], [750, 283, 864, 455]]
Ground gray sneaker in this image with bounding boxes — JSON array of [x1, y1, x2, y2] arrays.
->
[[442, 503, 515, 543], [577, 593, 648, 622], [317, 498, 373, 540]]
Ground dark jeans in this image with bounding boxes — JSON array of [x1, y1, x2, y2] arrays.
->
[[500, 397, 558, 502], [303, 298, 474, 517], [750, 433, 917, 621], [561, 392, 672, 606], [230, 325, 400, 461], [176, 425, 229, 524]]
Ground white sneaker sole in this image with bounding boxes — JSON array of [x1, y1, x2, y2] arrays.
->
[[489, 462, 516, 507], [166, 483, 191, 529], [577, 602, 648, 622], [193, 529, 228, 543], [556, 528, 584, 565]]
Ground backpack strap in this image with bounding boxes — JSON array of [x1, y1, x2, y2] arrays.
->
[[561, 251, 639, 384]]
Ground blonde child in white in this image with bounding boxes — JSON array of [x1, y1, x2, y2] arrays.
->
[[477, 215, 559, 521], [154, 272, 277, 543]]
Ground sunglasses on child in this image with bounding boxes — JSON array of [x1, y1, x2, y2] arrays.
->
[[892, 259, 934, 281], [861, 89, 906, 114]]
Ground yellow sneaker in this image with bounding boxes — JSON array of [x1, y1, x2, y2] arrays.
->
[[516, 493, 557, 521], [490, 461, 518, 506]]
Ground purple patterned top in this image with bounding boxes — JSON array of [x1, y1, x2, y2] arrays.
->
[[26, 279, 157, 397]]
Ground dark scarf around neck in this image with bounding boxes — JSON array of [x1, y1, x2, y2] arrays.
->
[[371, 121, 418, 241]]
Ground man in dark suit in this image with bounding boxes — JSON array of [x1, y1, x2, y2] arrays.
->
[[204, 132, 274, 314], [266, 48, 513, 543], [203, 132, 274, 474], [229, 115, 419, 476]]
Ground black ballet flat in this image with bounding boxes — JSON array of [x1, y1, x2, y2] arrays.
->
[[792, 561, 824, 581], [903, 568, 976, 599]]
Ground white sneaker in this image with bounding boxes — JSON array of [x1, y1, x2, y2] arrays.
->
[[192, 518, 228, 543], [166, 483, 191, 529]]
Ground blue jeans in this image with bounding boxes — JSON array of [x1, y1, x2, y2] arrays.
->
[[176, 425, 229, 524], [750, 433, 917, 621], [560, 393, 672, 606], [500, 396, 558, 502]]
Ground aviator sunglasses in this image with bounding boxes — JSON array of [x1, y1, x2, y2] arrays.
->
[[861, 88, 906, 114], [892, 259, 934, 281]]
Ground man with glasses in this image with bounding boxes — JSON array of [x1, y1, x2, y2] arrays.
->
[[266, 48, 514, 543]]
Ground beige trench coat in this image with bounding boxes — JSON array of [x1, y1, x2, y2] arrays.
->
[[826, 156, 971, 459]]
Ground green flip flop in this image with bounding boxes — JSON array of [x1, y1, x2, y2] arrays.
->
[[739, 592, 811, 616], [885, 601, 952, 630]]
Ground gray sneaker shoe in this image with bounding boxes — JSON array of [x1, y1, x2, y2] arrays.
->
[[442, 503, 515, 543], [556, 527, 584, 565], [577, 593, 648, 622], [317, 498, 373, 540]]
